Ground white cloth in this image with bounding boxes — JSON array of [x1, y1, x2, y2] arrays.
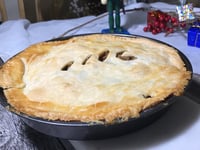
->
[[0, 2, 200, 150]]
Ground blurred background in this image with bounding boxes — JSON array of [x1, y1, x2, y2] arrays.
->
[[0, 0, 200, 23]]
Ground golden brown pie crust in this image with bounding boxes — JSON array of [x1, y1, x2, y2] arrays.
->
[[0, 34, 191, 124]]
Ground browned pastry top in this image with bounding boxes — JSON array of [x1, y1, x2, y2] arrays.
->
[[0, 34, 191, 124]]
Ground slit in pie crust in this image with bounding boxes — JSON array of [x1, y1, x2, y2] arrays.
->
[[0, 34, 191, 124]]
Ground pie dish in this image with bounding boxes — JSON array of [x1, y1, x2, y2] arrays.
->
[[0, 34, 191, 124]]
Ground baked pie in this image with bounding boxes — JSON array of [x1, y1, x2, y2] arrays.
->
[[0, 34, 191, 124]]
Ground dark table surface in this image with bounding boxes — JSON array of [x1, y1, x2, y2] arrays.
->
[[0, 105, 75, 150]]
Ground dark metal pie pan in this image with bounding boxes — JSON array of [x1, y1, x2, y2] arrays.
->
[[0, 34, 198, 140]]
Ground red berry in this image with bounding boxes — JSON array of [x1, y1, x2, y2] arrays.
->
[[159, 23, 166, 30], [165, 27, 169, 32], [152, 29, 157, 35], [156, 28, 161, 33], [165, 15, 171, 22], [180, 22, 186, 28], [154, 21, 160, 27], [173, 22, 179, 27], [167, 28, 174, 33], [147, 24, 153, 31], [171, 17, 178, 23], [143, 27, 148, 32], [159, 15, 164, 22]]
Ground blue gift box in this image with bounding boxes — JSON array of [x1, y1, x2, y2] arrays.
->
[[188, 25, 200, 47]]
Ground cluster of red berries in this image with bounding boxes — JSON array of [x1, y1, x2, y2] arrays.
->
[[143, 10, 186, 35]]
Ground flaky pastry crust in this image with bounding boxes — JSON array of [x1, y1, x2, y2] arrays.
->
[[0, 34, 191, 124]]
